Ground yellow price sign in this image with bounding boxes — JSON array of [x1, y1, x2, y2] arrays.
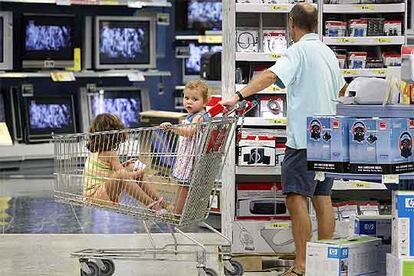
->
[[269, 53, 282, 59], [50, 71, 75, 82], [375, 37, 392, 43], [99, 0, 119, 5], [198, 35, 222, 44], [342, 69, 358, 75], [356, 4, 375, 10], [270, 5, 289, 11], [336, 37, 356, 43], [269, 223, 289, 228], [372, 69, 386, 75], [269, 118, 287, 124], [352, 181, 371, 188]]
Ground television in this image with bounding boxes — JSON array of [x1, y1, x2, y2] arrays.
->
[[21, 14, 78, 69], [176, 0, 222, 33], [183, 42, 222, 80], [87, 87, 150, 129], [25, 95, 77, 141], [0, 11, 13, 70], [95, 16, 156, 70]]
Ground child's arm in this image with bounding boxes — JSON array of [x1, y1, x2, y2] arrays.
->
[[108, 152, 144, 179], [161, 115, 204, 137]]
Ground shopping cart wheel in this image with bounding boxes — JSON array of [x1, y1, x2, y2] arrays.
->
[[100, 259, 115, 276], [203, 267, 218, 276], [80, 261, 101, 276], [224, 260, 244, 276]]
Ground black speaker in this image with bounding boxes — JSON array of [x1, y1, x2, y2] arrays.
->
[[200, 51, 221, 80]]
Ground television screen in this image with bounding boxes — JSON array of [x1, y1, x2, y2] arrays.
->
[[91, 93, 142, 128], [22, 14, 75, 62], [185, 43, 222, 75], [96, 16, 156, 69], [27, 96, 76, 137], [187, 0, 222, 31]]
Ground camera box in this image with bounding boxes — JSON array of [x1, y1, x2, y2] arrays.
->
[[237, 132, 277, 166], [307, 116, 350, 172], [386, 253, 414, 276], [236, 183, 289, 220], [354, 215, 392, 273], [392, 191, 414, 258], [306, 236, 382, 276], [349, 118, 414, 174]]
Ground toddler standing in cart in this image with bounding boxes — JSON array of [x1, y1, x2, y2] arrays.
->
[[161, 80, 211, 214], [83, 113, 166, 212]]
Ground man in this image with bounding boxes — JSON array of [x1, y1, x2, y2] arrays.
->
[[221, 3, 347, 276]]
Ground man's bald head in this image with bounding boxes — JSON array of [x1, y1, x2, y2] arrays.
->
[[289, 3, 318, 33]]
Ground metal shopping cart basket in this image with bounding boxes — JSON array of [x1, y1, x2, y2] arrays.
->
[[54, 102, 254, 276]]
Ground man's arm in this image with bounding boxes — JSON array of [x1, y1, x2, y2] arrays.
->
[[220, 70, 279, 108], [338, 82, 348, 97]]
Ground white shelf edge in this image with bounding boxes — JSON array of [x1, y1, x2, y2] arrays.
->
[[323, 36, 405, 46], [323, 3, 405, 14], [236, 166, 282, 176], [236, 52, 284, 62], [0, 70, 171, 79], [332, 180, 387, 191], [238, 117, 287, 127], [236, 3, 316, 13], [0, 143, 54, 161], [340, 68, 393, 78], [0, 0, 172, 7], [235, 84, 286, 94]]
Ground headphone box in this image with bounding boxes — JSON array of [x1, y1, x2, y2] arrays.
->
[[349, 118, 414, 174], [307, 116, 350, 173]]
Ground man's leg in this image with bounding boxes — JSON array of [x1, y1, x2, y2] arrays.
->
[[311, 195, 335, 240], [285, 193, 312, 271]]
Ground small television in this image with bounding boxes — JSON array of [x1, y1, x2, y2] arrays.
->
[[21, 14, 78, 69], [0, 11, 13, 70], [183, 42, 222, 80], [87, 87, 150, 129], [176, 0, 222, 33], [95, 16, 156, 70], [25, 95, 77, 141]]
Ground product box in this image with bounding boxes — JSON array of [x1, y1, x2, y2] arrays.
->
[[259, 95, 285, 119], [233, 219, 318, 254], [262, 29, 287, 53], [392, 191, 414, 257], [306, 236, 381, 276], [236, 183, 289, 220], [348, 51, 367, 69], [237, 131, 277, 166], [386, 253, 414, 276], [325, 21, 347, 37], [354, 215, 392, 274], [348, 19, 368, 37], [236, 27, 259, 52], [384, 20, 402, 36], [349, 118, 414, 174], [307, 116, 350, 172]]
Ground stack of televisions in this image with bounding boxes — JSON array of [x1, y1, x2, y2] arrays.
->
[[0, 11, 157, 144], [305, 112, 414, 275]]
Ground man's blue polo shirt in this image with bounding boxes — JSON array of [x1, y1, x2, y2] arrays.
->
[[268, 33, 345, 149]]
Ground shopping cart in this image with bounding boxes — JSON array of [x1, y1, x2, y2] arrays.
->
[[54, 101, 255, 276]]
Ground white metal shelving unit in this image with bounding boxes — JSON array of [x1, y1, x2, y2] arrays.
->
[[0, 0, 172, 8]]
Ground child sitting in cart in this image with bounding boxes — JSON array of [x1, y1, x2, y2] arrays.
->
[[83, 113, 166, 212], [160, 80, 211, 215]]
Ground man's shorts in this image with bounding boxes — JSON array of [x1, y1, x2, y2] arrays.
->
[[281, 147, 333, 197]]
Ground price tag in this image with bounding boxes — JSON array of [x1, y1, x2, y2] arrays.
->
[[268, 223, 289, 228], [198, 35, 222, 44], [127, 1, 143, 8], [372, 69, 386, 75], [336, 37, 357, 43], [342, 69, 358, 76], [269, 118, 287, 124], [56, 0, 71, 5], [127, 71, 145, 82], [50, 71, 75, 82], [382, 174, 399, 184], [315, 172, 325, 181], [269, 53, 282, 59], [270, 5, 289, 11], [375, 37, 392, 43], [352, 181, 371, 189], [100, 0, 119, 5], [356, 4, 374, 10]]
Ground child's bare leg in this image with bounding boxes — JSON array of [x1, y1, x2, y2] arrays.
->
[[138, 175, 162, 201], [174, 186, 189, 215]]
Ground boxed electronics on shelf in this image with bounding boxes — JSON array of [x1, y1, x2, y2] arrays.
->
[[306, 236, 382, 276], [386, 254, 414, 276], [392, 191, 414, 258], [349, 118, 414, 174], [306, 116, 350, 172]]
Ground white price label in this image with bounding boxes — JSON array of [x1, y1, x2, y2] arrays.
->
[[382, 174, 399, 184]]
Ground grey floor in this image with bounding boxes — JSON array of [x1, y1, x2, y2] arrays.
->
[[0, 163, 254, 276]]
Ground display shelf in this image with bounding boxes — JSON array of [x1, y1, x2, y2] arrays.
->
[[175, 35, 222, 44], [235, 52, 284, 62], [323, 3, 405, 14], [323, 36, 405, 46], [332, 180, 387, 190], [236, 166, 281, 176], [0, 70, 171, 79], [0, 0, 172, 7], [0, 143, 54, 162], [235, 3, 316, 13], [235, 84, 286, 94], [341, 68, 389, 78], [323, 172, 414, 182], [238, 117, 287, 127], [336, 104, 414, 118]]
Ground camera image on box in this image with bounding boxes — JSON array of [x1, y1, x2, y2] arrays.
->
[[307, 116, 350, 172], [349, 118, 414, 174]]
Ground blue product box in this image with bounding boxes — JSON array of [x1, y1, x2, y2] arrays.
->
[[392, 191, 414, 258], [307, 116, 350, 172], [348, 118, 414, 174]]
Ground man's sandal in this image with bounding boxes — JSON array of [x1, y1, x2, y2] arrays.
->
[[280, 267, 305, 276]]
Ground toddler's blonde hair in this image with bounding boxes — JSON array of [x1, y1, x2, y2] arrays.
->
[[184, 80, 209, 103]]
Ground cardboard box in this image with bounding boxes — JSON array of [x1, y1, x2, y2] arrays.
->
[[307, 116, 350, 172], [237, 133, 277, 166], [392, 191, 414, 257], [386, 253, 414, 276], [306, 236, 381, 276], [349, 118, 414, 174]]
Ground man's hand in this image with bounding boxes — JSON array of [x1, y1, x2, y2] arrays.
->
[[219, 94, 239, 112]]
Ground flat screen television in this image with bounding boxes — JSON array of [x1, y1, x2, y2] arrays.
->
[[183, 42, 222, 80], [95, 16, 156, 69], [88, 87, 150, 128], [21, 14, 78, 69], [0, 11, 13, 70], [176, 0, 222, 33], [25, 95, 77, 141]]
